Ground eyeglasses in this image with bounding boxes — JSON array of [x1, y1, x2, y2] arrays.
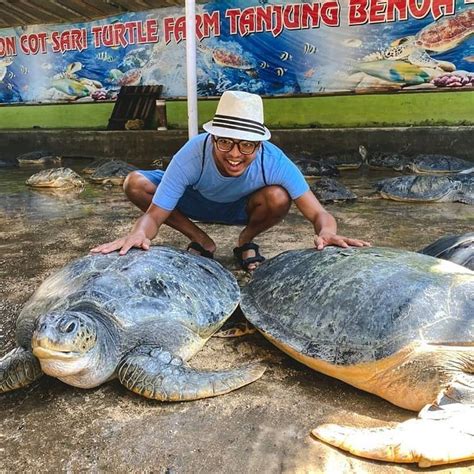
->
[[213, 137, 260, 155]]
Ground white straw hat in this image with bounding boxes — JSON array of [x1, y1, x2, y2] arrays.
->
[[203, 91, 271, 141]]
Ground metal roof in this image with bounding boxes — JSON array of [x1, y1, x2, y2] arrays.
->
[[0, 1, 196, 29]]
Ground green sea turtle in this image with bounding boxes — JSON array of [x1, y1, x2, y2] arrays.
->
[[362, 9, 474, 71], [419, 232, 474, 270], [198, 44, 258, 78], [324, 152, 363, 170], [0, 157, 19, 168], [82, 158, 111, 175], [358, 146, 409, 171], [375, 174, 474, 204], [309, 178, 357, 202], [26, 168, 85, 189], [290, 156, 340, 178], [0, 247, 264, 400], [16, 151, 62, 166], [240, 246, 474, 467], [89, 160, 138, 185], [407, 154, 474, 174]]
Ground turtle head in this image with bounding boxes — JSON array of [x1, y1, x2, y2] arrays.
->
[[31, 310, 116, 388]]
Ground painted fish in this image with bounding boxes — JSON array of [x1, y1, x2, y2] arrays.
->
[[259, 61, 269, 68], [280, 51, 292, 61], [343, 38, 362, 48], [464, 55, 474, 63], [275, 67, 286, 77], [96, 52, 116, 62], [304, 43, 317, 54], [0, 57, 14, 82]]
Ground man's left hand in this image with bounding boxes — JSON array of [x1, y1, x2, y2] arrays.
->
[[315, 231, 371, 250]]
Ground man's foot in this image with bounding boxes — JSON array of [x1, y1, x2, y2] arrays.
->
[[187, 241, 214, 259], [233, 242, 265, 272]]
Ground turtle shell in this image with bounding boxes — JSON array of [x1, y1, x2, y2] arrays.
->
[[16, 247, 240, 354], [241, 247, 474, 366]]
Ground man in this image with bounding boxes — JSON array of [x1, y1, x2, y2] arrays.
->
[[92, 91, 370, 270]]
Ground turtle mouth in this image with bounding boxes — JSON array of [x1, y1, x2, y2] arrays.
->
[[32, 345, 82, 360]]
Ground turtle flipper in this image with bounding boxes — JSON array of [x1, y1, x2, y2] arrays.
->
[[0, 347, 43, 393], [312, 380, 474, 467], [118, 346, 265, 401]]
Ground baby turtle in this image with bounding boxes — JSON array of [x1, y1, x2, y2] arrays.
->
[[241, 246, 474, 467], [310, 178, 357, 202], [0, 247, 264, 400], [376, 174, 474, 204], [16, 151, 62, 166], [89, 160, 138, 185], [26, 168, 85, 189], [407, 154, 474, 174], [419, 232, 473, 270]]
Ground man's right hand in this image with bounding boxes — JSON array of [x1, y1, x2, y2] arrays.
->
[[90, 232, 151, 256]]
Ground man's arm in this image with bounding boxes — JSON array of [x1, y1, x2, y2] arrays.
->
[[91, 204, 171, 255], [294, 190, 370, 249]]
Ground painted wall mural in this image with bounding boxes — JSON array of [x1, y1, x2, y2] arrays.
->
[[0, 0, 472, 104]]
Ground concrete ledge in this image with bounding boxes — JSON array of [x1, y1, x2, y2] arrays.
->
[[1, 127, 473, 161]]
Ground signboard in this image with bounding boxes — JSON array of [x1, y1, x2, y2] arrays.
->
[[0, 0, 472, 104]]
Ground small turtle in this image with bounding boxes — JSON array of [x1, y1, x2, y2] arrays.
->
[[16, 151, 62, 166], [89, 160, 138, 185], [0, 247, 264, 400], [324, 152, 363, 170], [407, 154, 474, 174], [241, 246, 474, 467], [309, 178, 357, 202], [26, 168, 85, 189], [376, 174, 474, 204], [290, 156, 340, 178], [198, 44, 258, 77], [419, 232, 474, 270], [362, 9, 473, 71], [358, 146, 408, 171]]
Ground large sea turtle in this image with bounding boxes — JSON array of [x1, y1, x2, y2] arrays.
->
[[420, 232, 474, 270], [16, 151, 62, 166], [240, 246, 474, 467], [26, 168, 85, 189], [290, 156, 340, 178], [0, 247, 264, 400], [407, 154, 474, 174], [376, 174, 474, 204], [362, 9, 474, 71], [309, 178, 357, 202], [89, 160, 138, 185]]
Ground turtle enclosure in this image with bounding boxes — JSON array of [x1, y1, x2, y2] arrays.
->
[[1, 155, 473, 473]]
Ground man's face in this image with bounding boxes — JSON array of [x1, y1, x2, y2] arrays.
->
[[212, 136, 260, 177]]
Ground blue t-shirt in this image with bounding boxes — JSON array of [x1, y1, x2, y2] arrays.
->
[[153, 133, 309, 211]]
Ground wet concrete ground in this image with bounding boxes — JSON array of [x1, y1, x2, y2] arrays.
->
[[1, 158, 473, 473]]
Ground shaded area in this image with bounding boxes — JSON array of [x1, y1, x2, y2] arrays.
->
[[1, 159, 473, 472]]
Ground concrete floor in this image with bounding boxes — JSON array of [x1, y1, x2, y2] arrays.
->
[[1, 159, 473, 473]]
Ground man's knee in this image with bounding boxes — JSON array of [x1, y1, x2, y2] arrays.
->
[[263, 186, 291, 213], [123, 171, 155, 198]]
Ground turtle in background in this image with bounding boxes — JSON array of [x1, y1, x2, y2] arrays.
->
[[407, 154, 474, 174], [26, 168, 85, 189], [309, 178, 357, 203], [0, 247, 264, 400], [240, 246, 474, 467], [358, 145, 409, 171], [0, 157, 19, 168], [289, 155, 340, 178], [375, 174, 474, 204], [324, 152, 363, 170], [16, 151, 62, 166], [419, 232, 474, 270], [89, 160, 138, 185], [82, 158, 111, 175]]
